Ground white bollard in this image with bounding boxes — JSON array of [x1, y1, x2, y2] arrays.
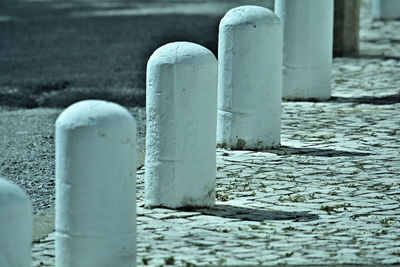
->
[[373, 0, 400, 20], [146, 42, 217, 209], [0, 178, 32, 267], [275, 0, 334, 100], [217, 6, 282, 150], [55, 100, 137, 267]]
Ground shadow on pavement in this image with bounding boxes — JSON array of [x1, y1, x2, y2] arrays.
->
[[290, 93, 400, 105], [195, 205, 319, 222], [330, 92, 400, 105], [351, 53, 400, 61], [264, 146, 371, 157]]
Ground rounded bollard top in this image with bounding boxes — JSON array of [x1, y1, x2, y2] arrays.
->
[[0, 178, 30, 208], [220, 5, 281, 27], [148, 41, 216, 67], [56, 100, 136, 130]]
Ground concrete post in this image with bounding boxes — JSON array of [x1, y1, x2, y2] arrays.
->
[[373, 0, 400, 20], [146, 41, 217, 209], [334, 0, 360, 56], [0, 178, 32, 267], [217, 5, 282, 150], [275, 0, 334, 100], [55, 100, 137, 267]]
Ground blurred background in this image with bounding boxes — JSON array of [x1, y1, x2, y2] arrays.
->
[[0, 0, 274, 108]]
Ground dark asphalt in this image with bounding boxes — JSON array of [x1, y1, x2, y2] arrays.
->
[[0, 0, 223, 108]]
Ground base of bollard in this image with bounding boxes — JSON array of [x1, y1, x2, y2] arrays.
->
[[281, 65, 332, 101]]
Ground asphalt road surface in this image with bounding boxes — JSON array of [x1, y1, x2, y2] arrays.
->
[[0, 0, 271, 108], [1, 1, 216, 108]]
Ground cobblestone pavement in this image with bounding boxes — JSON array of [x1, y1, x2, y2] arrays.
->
[[31, 1, 400, 266]]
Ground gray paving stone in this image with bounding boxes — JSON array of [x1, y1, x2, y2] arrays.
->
[[30, 1, 400, 266]]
